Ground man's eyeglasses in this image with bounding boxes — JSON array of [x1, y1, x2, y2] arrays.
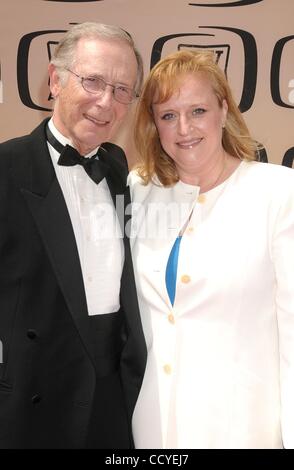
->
[[65, 69, 139, 104]]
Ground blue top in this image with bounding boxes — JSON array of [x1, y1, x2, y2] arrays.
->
[[165, 236, 182, 306]]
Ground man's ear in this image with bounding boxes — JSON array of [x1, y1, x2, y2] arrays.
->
[[48, 63, 61, 99]]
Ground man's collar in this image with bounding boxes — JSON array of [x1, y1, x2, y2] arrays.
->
[[48, 118, 99, 158]]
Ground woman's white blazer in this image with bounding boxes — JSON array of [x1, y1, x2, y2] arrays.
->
[[129, 161, 294, 449]]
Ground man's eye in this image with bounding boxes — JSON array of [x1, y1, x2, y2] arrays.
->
[[83, 77, 99, 89], [116, 85, 129, 94]]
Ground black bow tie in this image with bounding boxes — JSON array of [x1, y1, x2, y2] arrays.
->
[[59, 145, 109, 184], [45, 125, 128, 191], [46, 125, 109, 184]]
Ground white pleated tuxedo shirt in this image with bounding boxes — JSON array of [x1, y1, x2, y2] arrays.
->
[[47, 119, 124, 315], [129, 160, 294, 449]]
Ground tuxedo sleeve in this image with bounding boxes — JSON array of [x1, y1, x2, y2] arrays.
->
[[0, 147, 15, 380]]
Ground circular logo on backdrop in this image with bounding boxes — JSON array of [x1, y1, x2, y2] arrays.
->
[[43, 1, 103, 2], [282, 148, 294, 168], [151, 26, 258, 113], [17, 29, 68, 111], [189, 1, 263, 6], [271, 35, 294, 109], [0, 62, 3, 104]]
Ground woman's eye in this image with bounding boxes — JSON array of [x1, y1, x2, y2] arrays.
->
[[192, 108, 206, 115], [161, 113, 175, 121]]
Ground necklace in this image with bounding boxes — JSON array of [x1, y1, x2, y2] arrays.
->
[[199, 153, 228, 194], [178, 153, 230, 236]]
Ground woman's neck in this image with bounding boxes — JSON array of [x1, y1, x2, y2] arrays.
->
[[179, 153, 240, 193]]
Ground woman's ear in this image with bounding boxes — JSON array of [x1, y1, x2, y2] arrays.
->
[[222, 99, 228, 127]]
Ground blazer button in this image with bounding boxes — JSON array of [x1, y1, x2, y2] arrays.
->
[[27, 329, 38, 340], [31, 394, 42, 404], [163, 364, 172, 375], [168, 313, 175, 324], [181, 274, 191, 284], [197, 194, 206, 204]]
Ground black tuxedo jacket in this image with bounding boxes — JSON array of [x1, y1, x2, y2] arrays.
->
[[0, 119, 146, 448]]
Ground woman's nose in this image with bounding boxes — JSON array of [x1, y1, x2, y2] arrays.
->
[[177, 115, 192, 135]]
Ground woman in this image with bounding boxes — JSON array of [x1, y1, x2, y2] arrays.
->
[[128, 50, 294, 449]]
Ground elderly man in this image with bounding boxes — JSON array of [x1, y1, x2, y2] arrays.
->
[[0, 22, 146, 449]]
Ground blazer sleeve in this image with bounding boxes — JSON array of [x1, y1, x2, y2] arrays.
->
[[272, 172, 294, 448]]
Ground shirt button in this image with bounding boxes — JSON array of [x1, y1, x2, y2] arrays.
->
[[27, 329, 38, 340], [187, 226, 194, 234], [168, 314, 175, 324], [87, 276, 93, 283], [31, 394, 42, 405], [197, 194, 206, 204], [181, 274, 191, 284], [163, 364, 172, 375]]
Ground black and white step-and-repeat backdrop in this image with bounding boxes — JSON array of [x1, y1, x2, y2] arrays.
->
[[0, 0, 293, 167]]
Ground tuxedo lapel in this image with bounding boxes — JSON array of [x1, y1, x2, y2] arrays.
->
[[100, 144, 143, 345], [21, 180, 88, 323], [101, 141, 128, 198], [119, 183, 147, 390], [16, 119, 98, 364], [101, 142, 130, 239]]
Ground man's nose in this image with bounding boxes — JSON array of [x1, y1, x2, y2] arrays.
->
[[95, 85, 115, 107]]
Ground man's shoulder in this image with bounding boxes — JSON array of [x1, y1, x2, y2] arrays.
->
[[0, 136, 28, 173], [0, 133, 29, 151], [0, 119, 49, 161]]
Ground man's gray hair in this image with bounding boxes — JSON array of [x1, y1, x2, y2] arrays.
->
[[50, 22, 143, 93]]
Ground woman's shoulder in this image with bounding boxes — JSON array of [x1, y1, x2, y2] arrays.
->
[[127, 168, 155, 203], [127, 168, 145, 187], [241, 160, 294, 184], [128, 168, 163, 190], [127, 169, 171, 206], [239, 161, 294, 205]]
